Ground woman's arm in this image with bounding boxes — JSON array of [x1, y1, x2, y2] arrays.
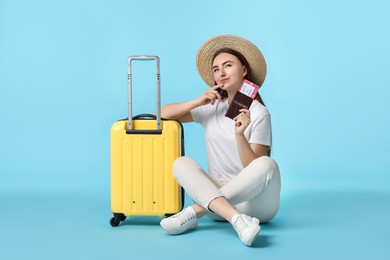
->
[[234, 109, 268, 167], [161, 85, 223, 122], [161, 100, 199, 122], [235, 135, 268, 167]]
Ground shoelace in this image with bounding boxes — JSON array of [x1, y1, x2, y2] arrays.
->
[[233, 215, 249, 234], [173, 209, 196, 226]]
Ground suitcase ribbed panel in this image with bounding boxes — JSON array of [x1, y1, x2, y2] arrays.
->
[[111, 120, 182, 217]]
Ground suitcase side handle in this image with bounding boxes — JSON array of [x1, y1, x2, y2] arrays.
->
[[127, 55, 161, 132]]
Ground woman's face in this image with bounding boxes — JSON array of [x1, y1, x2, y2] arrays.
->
[[212, 52, 247, 93]]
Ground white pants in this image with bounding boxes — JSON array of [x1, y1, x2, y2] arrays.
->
[[173, 156, 281, 223]]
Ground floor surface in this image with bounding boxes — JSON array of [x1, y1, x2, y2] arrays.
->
[[1, 178, 389, 260]]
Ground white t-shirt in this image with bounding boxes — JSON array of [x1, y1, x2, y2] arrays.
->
[[191, 99, 272, 184]]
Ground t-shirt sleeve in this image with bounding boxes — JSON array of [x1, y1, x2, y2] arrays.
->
[[190, 106, 202, 123], [248, 112, 272, 147], [191, 104, 211, 124]]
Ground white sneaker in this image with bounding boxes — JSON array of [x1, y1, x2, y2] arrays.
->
[[160, 206, 198, 235], [231, 214, 261, 246]]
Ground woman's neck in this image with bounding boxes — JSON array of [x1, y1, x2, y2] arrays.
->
[[227, 90, 237, 105]]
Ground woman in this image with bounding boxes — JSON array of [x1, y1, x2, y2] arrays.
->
[[160, 35, 281, 247]]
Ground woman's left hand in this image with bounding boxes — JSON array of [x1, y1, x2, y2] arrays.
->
[[234, 108, 251, 135]]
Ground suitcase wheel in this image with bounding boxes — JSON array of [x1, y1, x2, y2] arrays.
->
[[110, 214, 126, 227]]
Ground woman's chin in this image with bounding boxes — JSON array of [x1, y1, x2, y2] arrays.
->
[[223, 84, 240, 93]]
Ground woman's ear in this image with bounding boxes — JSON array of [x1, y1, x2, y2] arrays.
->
[[243, 65, 248, 78]]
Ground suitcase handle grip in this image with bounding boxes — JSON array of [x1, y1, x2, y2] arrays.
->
[[132, 113, 157, 120], [127, 55, 161, 132], [124, 114, 165, 135]]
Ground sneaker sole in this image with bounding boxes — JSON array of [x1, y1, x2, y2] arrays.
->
[[244, 225, 261, 246], [160, 220, 197, 235]]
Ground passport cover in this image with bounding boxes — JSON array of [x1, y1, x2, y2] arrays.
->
[[225, 80, 260, 119]]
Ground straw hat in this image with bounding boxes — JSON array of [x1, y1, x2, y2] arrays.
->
[[196, 34, 267, 87]]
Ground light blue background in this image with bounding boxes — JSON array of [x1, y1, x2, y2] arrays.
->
[[1, 0, 389, 259]]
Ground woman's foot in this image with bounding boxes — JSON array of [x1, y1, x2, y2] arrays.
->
[[160, 206, 198, 235], [231, 214, 261, 246]]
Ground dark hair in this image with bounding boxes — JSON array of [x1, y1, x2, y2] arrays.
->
[[212, 48, 266, 107]]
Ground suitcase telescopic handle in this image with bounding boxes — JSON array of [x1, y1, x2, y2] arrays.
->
[[127, 55, 161, 133]]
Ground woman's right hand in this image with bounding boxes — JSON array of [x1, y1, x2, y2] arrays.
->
[[196, 84, 223, 106]]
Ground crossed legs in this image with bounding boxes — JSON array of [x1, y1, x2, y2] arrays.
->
[[160, 156, 280, 246], [173, 156, 281, 222]]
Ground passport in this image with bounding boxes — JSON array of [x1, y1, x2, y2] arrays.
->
[[225, 80, 260, 119]]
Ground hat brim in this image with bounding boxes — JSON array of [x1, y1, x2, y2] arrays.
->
[[196, 34, 266, 88]]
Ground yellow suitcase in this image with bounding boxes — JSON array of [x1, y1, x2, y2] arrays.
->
[[110, 56, 184, 227]]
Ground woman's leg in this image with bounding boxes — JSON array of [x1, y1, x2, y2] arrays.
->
[[173, 156, 239, 220], [173, 156, 281, 221], [161, 156, 264, 246], [161, 157, 238, 233], [234, 169, 281, 222], [172, 156, 224, 212], [220, 156, 281, 222]]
